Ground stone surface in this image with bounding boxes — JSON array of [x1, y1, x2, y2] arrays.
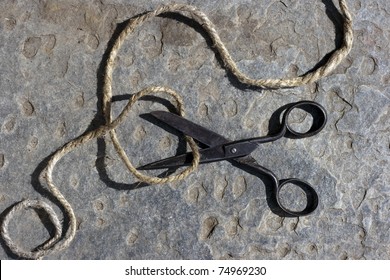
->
[[0, 0, 389, 259]]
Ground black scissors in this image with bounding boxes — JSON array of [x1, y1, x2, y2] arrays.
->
[[139, 101, 327, 217]]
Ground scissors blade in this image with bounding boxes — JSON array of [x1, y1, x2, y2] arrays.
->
[[150, 111, 229, 147], [139, 111, 259, 170], [138, 141, 259, 170], [138, 146, 226, 170]]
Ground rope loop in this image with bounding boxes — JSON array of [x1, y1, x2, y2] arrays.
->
[[1, 199, 62, 260], [108, 86, 200, 185]]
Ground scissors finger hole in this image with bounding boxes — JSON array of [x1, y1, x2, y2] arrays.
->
[[277, 182, 308, 213], [285, 101, 327, 138], [286, 108, 314, 134], [276, 179, 318, 216]]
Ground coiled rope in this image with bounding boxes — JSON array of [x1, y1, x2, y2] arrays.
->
[[1, 1, 353, 259]]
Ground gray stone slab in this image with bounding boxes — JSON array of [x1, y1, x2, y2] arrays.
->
[[0, 0, 389, 259]]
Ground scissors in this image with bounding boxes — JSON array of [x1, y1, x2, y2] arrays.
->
[[139, 101, 327, 217]]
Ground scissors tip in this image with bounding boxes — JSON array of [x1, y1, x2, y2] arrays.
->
[[136, 164, 153, 170]]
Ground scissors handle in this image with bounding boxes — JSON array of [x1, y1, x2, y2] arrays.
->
[[244, 101, 327, 145], [233, 157, 319, 217], [282, 100, 327, 139], [276, 178, 319, 217]]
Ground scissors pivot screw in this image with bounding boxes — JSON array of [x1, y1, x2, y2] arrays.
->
[[230, 148, 237, 154]]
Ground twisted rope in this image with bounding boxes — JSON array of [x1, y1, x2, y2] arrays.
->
[[1, 1, 353, 259]]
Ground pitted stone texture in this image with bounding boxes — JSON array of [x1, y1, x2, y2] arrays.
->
[[0, 0, 389, 259]]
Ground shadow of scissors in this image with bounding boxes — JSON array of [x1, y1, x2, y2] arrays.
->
[[139, 101, 327, 217]]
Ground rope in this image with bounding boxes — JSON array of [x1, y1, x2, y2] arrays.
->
[[0, 0, 353, 259]]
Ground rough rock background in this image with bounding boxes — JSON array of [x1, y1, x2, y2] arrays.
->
[[0, 0, 389, 259]]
